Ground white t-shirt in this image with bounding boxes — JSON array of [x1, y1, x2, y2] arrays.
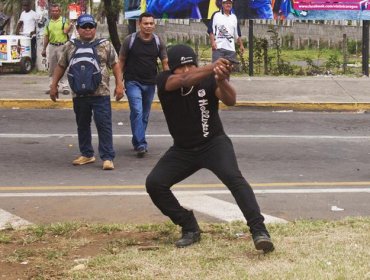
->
[[19, 10, 39, 36], [210, 11, 239, 52]]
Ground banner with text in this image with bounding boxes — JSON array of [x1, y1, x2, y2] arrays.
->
[[124, 0, 370, 20]]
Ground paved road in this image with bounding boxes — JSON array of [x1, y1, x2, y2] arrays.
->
[[0, 108, 369, 229]]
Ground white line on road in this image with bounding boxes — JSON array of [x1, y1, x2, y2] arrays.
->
[[177, 194, 288, 224], [0, 209, 32, 230], [1, 133, 370, 140], [0, 188, 368, 197], [1, 188, 367, 226]]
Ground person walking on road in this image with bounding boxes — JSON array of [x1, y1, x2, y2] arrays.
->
[[119, 12, 169, 158], [50, 14, 124, 171], [41, 3, 73, 95], [15, 0, 39, 66], [208, 0, 244, 63], [146, 44, 274, 253]]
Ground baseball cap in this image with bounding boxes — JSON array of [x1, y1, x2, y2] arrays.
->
[[77, 14, 96, 27], [222, 0, 233, 2], [167, 44, 198, 72]]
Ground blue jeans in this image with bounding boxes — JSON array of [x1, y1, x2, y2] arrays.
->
[[125, 80, 155, 150], [73, 96, 115, 161]]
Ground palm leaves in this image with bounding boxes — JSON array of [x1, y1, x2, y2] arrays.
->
[[1, 0, 23, 22]]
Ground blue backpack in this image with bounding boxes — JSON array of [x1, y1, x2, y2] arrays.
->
[[67, 38, 107, 96]]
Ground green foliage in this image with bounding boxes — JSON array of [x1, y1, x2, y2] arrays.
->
[[282, 33, 294, 50], [305, 57, 322, 75], [325, 54, 341, 70], [347, 39, 361, 55], [267, 27, 294, 75], [253, 36, 269, 75]]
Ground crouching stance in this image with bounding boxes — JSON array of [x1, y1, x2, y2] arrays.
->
[[146, 44, 274, 252]]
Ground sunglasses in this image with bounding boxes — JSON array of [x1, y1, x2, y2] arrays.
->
[[79, 23, 96, 29]]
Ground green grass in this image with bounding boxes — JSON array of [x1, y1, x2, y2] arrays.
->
[[279, 48, 342, 61], [0, 217, 369, 279]]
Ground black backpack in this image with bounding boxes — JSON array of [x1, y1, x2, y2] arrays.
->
[[67, 38, 107, 96]]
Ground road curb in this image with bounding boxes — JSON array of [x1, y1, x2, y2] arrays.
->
[[1, 99, 370, 111], [230, 101, 370, 111]]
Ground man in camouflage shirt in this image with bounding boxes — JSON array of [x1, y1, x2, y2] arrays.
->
[[50, 14, 124, 171]]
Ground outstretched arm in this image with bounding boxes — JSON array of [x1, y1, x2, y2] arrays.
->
[[165, 58, 230, 91]]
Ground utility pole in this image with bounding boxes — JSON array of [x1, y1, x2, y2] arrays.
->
[[362, 20, 369, 77], [248, 20, 254, 76]]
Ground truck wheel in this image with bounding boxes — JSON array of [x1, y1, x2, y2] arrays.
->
[[19, 57, 32, 74]]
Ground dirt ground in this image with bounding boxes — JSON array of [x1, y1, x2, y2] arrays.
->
[[0, 227, 164, 280]]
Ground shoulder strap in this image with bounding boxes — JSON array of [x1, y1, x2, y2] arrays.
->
[[70, 38, 83, 48], [91, 38, 107, 48], [128, 32, 137, 50], [62, 16, 66, 30], [153, 33, 160, 53], [70, 38, 106, 48], [128, 32, 160, 53]]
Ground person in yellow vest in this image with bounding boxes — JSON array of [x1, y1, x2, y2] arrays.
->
[[41, 3, 73, 95]]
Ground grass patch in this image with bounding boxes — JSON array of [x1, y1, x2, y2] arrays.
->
[[0, 232, 11, 244], [0, 217, 368, 279]]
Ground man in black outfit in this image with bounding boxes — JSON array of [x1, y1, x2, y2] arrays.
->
[[146, 44, 274, 253]]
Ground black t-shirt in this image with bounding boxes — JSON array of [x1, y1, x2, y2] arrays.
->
[[157, 71, 225, 149], [120, 34, 166, 84]]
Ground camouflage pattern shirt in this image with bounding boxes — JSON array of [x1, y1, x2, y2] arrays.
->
[[58, 38, 119, 97]]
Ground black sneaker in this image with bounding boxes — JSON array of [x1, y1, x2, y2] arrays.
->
[[175, 231, 201, 248], [252, 232, 274, 253], [136, 147, 147, 158]]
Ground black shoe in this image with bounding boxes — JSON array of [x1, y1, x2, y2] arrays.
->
[[136, 147, 147, 158], [175, 231, 201, 248], [252, 232, 274, 253]]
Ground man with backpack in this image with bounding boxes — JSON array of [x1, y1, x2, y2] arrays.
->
[[119, 12, 169, 158], [49, 14, 124, 171], [41, 3, 73, 95]]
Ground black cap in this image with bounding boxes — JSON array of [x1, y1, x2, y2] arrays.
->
[[167, 44, 197, 72]]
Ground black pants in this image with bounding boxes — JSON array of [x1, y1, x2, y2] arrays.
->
[[31, 36, 36, 66], [146, 135, 268, 235]]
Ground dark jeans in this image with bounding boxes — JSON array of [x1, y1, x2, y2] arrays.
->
[[212, 48, 237, 63], [31, 36, 36, 66], [73, 96, 115, 161], [146, 134, 268, 235]]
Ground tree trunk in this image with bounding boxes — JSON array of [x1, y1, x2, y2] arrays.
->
[[103, 0, 121, 54]]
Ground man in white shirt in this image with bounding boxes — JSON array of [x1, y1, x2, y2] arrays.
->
[[16, 0, 39, 66], [208, 0, 244, 63]]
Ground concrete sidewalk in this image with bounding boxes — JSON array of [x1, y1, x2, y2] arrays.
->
[[1, 74, 370, 111]]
